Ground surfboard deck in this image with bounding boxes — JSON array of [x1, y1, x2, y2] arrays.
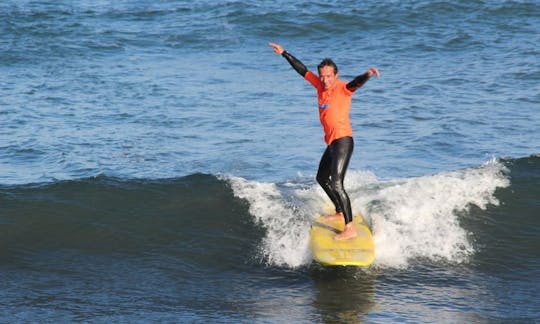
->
[[310, 214, 375, 266]]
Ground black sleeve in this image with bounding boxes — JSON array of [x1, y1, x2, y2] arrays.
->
[[282, 51, 308, 77], [346, 73, 370, 92]]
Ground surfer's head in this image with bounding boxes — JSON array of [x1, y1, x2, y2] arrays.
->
[[318, 58, 338, 89]]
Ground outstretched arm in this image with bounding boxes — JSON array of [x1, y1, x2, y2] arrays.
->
[[346, 67, 380, 92], [269, 42, 308, 77]]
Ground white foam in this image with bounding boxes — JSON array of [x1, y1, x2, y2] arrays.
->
[[226, 159, 510, 269], [366, 159, 509, 268], [227, 176, 314, 268]]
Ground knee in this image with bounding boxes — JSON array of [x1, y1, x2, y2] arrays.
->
[[330, 179, 344, 195], [316, 173, 328, 186]]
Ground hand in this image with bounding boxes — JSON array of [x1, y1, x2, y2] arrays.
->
[[269, 42, 284, 55], [367, 67, 380, 78]]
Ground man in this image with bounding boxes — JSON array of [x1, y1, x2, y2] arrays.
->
[[269, 42, 380, 240]]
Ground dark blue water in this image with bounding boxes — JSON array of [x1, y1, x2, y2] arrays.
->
[[1, 1, 539, 322]]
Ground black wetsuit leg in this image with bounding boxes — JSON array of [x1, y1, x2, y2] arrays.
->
[[316, 136, 354, 224]]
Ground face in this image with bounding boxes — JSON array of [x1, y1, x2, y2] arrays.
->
[[318, 65, 338, 89]]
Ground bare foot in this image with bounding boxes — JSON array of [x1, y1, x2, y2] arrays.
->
[[322, 212, 344, 223], [334, 223, 357, 241]]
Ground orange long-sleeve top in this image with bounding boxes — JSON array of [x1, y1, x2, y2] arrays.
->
[[305, 71, 353, 145]]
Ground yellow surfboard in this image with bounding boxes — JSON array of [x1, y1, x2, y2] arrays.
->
[[310, 214, 375, 266]]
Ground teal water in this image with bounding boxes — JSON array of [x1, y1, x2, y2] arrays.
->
[[1, 1, 539, 322]]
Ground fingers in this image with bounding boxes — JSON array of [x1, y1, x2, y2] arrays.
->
[[268, 42, 283, 55], [269, 42, 280, 54], [368, 67, 380, 78]]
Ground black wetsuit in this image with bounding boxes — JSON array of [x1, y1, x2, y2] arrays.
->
[[317, 136, 354, 224]]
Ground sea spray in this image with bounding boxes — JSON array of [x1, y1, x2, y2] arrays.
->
[[365, 159, 510, 268], [227, 176, 312, 268], [227, 159, 510, 269]]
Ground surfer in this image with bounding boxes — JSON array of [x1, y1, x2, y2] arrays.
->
[[269, 42, 379, 240]]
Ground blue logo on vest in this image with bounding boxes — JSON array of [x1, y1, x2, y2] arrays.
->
[[319, 104, 329, 109]]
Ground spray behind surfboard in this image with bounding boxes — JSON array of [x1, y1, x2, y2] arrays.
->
[[227, 158, 509, 269]]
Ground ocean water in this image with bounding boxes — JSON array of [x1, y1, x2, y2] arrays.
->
[[1, 0, 539, 322]]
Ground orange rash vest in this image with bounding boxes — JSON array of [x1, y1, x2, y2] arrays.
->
[[305, 71, 354, 145]]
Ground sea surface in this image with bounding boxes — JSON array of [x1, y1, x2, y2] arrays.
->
[[1, 0, 539, 322]]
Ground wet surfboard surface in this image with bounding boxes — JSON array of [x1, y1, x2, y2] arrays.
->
[[310, 215, 375, 266]]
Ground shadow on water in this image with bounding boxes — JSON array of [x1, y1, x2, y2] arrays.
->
[[309, 265, 377, 323]]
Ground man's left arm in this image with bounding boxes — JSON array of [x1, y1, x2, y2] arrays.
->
[[346, 67, 380, 92]]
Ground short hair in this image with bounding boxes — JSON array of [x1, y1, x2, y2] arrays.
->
[[318, 58, 338, 74]]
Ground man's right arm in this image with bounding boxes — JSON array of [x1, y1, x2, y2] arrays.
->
[[269, 42, 308, 77], [281, 51, 308, 77]]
